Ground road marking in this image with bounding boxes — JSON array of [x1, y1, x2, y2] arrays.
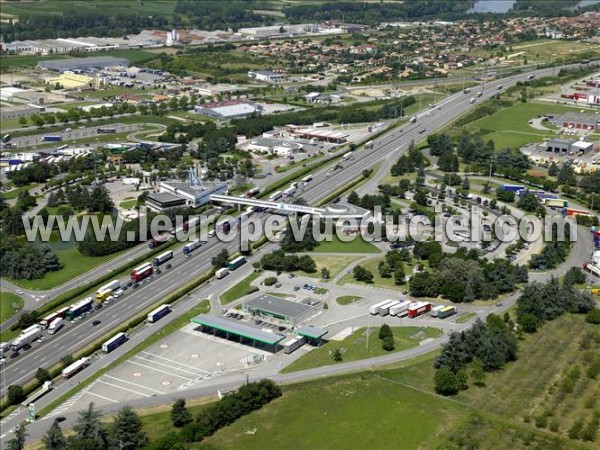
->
[[96, 380, 151, 397], [103, 375, 165, 395], [131, 355, 202, 377], [140, 351, 211, 374], [85, 391, 119, 403], [126, 359, 193, 381]]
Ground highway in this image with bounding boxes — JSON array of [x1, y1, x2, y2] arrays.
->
[[0, 62, 592, 445]]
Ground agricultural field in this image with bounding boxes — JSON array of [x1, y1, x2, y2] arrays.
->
[[281, 326, 442, 373]]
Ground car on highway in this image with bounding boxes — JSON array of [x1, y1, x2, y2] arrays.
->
[[95, 304, 103, 310], [22, 343, 32, 351], [165, 264, 172, 270], [10, 352, 20, 359], [37, 337, 45, 343], [92, 320, 101, 326], [55, 416, 66, 423], [15, 289, 23, 295]]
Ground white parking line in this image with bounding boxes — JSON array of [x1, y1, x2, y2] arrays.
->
[[141, 351, 211, 374], [96, 380, 151, 398], [86, 391, 119, 403], [132, 355, 206, 377], [126, 359, 192, 381], [104, 375, 166, 395]]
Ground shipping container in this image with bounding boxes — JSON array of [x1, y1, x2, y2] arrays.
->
[[228, 256, 246, 271], [131, 262, 153, 282], [153, 250, 174, 266], [102, 332, 127, 353], [147, 304, 171, 323]]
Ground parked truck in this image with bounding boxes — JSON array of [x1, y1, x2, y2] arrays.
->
[[11, 327, 42, 351], [48, 317, 64, 335], [407, 302, 432, 318], [389, 300, 412, 317], [376, 300, 400, 316], [438, 305, 458, 319], [430, 305, 446, 318], [216, 268, 229, 279], [501, 184, 525, 192], [544, 198, 568, 208], [283, 336, 306, 354], [62, 357, 91, 379], [370, 300, 392, 315]]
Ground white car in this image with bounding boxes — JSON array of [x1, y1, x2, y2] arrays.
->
[[15, 289, 23, 295]]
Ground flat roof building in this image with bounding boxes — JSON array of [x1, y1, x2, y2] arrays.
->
[[551, 112, 599, 131], [194, 100, 261, 120], [248, 70, 287, 83], [243, 294, 321, 328], [245, 137, 303, 156], [538, 138, 593, 155], [146, 179, 228, 212], [37, 56, 129, 72]]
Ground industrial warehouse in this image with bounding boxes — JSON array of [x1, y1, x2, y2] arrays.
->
[[243, 293, 322, 328], [37, 56, 129, 71]]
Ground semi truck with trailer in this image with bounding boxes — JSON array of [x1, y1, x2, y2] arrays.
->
[[389, 300, 412, 317], [102, 332, 128, 353], [365, 140, 374, 149], [228, 256, 246, 271], [407, 302, 432, 318], [342, 151, 354, 161], [376, 300, 400, 316], [438, 306, 458, 319], [21, 381, 53, 407], [216, 268, 229, 279], [246, 187, 260, 198], [269, 191, 283, 201], [0, 342, 8, 358], [96, 280, 120, 302], [147, 304, 171, 323], [131, 262, 153, 282], [11, 327, 43, 351], [66, 297, 93, 321], [501, 184, 525, 192], [48, 318, 64, 335], [43, 135, 63, 142], [153, 250, 174, 266], [283, 186, 296, 198], [563, 208, 592, 217], [301, 175, 313, 184], [148, 234, 170, 249], [62, 357, 91, 379], [544, 198, 568, 208], [430, 305, 445, 318], [39, 307, 70, 329], [370, 300, 393, 315], [183, 240, 202, 255], [283, 336, 306, 354]]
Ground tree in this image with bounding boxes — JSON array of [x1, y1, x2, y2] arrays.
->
[[7, 385, 25, 405], [18, 117, 27, 126], [42, 420, 67, 450], [171, 399, 193, 428], [382, 335, 395, 351], [393, 264, 405, 285], [109, 406, 147, 450], [333, 349, 342, 361], [211, 248, 229, 269], [353, 265, 373, 283], [6, 425, 27, 450], [470, 358, 486, 387], [379, 262, 391, 278], [35, 367, 51, 383], [548, 161, 558, 177], [563, 267, 586, 287], [321, 267, 330, 279], [73, 402, 108, 450], [586, 308, 600, 325], [434, 367, 459, 396], [462, 176, 470, 190]]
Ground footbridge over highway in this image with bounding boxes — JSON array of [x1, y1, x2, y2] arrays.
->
[[210, 194, 369, 219]]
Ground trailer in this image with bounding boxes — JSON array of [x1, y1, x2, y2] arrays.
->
[[463, 88, 471, 94], [564, 208, 592, 217], [228, 256, 246, 271], [62, 357, 91, 379], [501, 184, 525, 192], [430, 305, 446, 318], [183, 240, 202, 255], [216, 267, 229, 279], [66, 297, 93, 321], [48, 318, 64, 335], [469, 97, 476, 104], [407, 302, 432, 318], [370, 300, 393, 315], [147, 304, 171, 323], [131, 262, 153, 282], [389, 300, 412, 317], [342, 151, 354, 161], [583, 263, 600, 278], [153, 250, 174, 266], [283, 336, 306, 354], [22, 381, 53, 407], [301, 175, 313, 184], [0, 342, 8, 358], [96, 279, 120, 302], [283, 186, 296, 198], [438, 305, 458, 319], [102, 332, 128, 353], [409, 116, 417, 123], [43, 135, 62, 142], [376, 300, 400, 317], [246, 187, 260, 198], [11, 327, 42, 351], [365, 140, 374, 149], [269, 191, 283, 201]]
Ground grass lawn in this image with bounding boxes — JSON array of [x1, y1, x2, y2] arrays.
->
[[296, 254, 360, 280], [281, 326, 442, 373], [13, 247, 126, 291], [340, 256, 410, 291], [335, 295, 363, 305], [201, 372, 465, 450], [311, 234, 380, 254], [455, 312, 477, 323], [119, 197, 137, 209], [220, 271, 261, 304], [0, 292, 24, 322]]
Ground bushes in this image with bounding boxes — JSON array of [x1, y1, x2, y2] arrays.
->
[[587, 308, 600, 325], [260, 250, 316, 273], [263, 277, 278, 287]]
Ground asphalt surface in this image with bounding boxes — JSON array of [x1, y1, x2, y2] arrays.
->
[[0, 62, 593, 446]]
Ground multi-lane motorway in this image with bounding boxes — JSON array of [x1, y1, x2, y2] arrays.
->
[[0, 62, 593, 445]]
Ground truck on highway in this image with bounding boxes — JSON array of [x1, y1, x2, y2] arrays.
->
[[11, 327, 43, 351], [0, 342, 8, 358], [477, 91, 483, 97], [269, 191, 283, 201], [228, 256, 246, 271], [389, 300, 412, 317], [342, 151, 353, 161], [62, 357, 91, 379], [469, 97, 476, 104], [66, 297, 93, 321], [43, 135, 63, 142], [147, 304, 171, 323], [463, 88, 471, 94], [96, 279, 120, 302], [301, 174, 313, 184], [148, 233, 170, 249], [283, 336, 306, 354], [407, 302, 432, 318], [48, 317, 64, 335], [216, 267, 229, 279], [409, 116, 417, 123], [183, 239, 203, 255], [283, 186, 296, 198], [497, 84, 503, 90], [438, 305, 458, 319], [153, 250, 174, 266], [39, 307, 70, 329], [131, 262, 153, 282], [102, 332, 128, 353], [365, 140, 374, 149], [246, 187, 260, 198]]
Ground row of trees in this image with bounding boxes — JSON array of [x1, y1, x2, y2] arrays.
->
[[259, 250, 317, 273], [0, 231, 63, 281]]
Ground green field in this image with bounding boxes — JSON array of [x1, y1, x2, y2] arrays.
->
[[335, 295, 363, 305], [340, 256, 410, 290], [220, 271, 261, 304], [201, 372, 465, 450], [296, 254, 360, 280], [281, 326, 443, 373], [0, 292, 24, 322], [311, 234, 380, 254], [119, 197, 137, 209]]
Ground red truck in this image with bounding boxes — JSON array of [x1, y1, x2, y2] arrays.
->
[[407, 302, 432, 318]]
